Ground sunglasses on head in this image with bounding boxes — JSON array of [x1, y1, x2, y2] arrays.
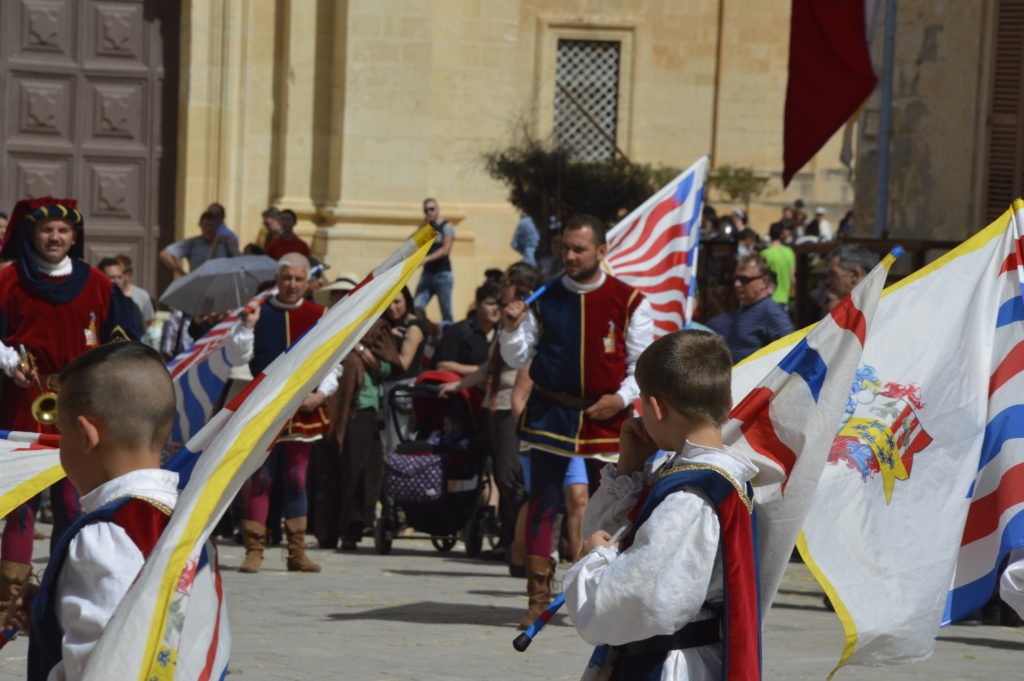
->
[[732, 274, 766, 285]]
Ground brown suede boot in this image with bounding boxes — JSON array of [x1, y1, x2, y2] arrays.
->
[[0, 560, 32, 612], [518, 555, 555, 630], [285, 517, 321, 572], [239, 520, 266, 574]]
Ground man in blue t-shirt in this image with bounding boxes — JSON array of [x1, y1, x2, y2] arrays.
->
[[413, 198, 456, 321], [707, 254, 794, 363]]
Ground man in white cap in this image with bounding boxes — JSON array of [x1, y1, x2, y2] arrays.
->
[[814, 207, 833, 240]]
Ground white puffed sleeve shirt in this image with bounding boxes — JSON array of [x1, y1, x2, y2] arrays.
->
[[563, 443, 758, 681]]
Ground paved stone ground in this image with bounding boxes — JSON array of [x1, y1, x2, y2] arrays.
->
[[2, 531, 1023, 680]]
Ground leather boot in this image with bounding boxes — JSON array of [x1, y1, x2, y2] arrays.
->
[[239, 520, 266, 574], [518, 555, 555, 630], [285, 517, 321, 573], [0, 560, 32, 612]]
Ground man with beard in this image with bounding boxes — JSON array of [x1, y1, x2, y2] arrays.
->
[[0, 197, 139, 609], [500, 214, 653, 628]]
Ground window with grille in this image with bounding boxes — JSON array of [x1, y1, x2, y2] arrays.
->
[[554, 39, 621, 161]]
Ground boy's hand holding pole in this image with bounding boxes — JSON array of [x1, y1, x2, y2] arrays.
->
[[503, 300, 528, 332]]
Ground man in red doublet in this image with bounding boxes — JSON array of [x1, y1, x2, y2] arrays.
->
[[226, 252, 341, 574], [0, 197, 140, 607]]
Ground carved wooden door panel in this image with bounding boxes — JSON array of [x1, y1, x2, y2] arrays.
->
[[0, 0, 178, 294]]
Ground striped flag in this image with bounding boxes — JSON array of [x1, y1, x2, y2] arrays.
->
[[732, 201, 1024, 673], [605, 155, 708, 337], [724, 248, 897, 612], [0, 431, 61, 519], [167, 289, 275, 443], [81, 225, 435, 681]]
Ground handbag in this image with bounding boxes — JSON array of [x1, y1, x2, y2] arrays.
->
[[384, 449, 443, 503]]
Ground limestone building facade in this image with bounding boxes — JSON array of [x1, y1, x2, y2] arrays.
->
[[2, 0, 863, 313]]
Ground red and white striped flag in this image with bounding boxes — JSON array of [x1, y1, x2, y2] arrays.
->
[[605, 155, 708, 338]]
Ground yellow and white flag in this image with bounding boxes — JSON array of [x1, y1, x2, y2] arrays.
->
[[81, 226, 434, 680], [735, 203, 1024, 674], [0, 431, 62, 519]]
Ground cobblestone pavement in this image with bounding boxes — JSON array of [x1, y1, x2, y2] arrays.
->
[[2, 531, 1023, 680]]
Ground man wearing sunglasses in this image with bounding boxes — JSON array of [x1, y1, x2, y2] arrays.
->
[[413, 198, 456, 322], [707, 254, 795, 362]]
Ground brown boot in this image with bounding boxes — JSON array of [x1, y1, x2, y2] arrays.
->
[[518, 555, 555, 630], [0, 560, 32, 612], [239, 520, 266, 573], [284, 517, 321, 573]]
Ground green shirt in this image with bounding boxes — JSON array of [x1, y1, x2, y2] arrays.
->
[[354, 360, 391, 411], [761, 245, 796, 305]]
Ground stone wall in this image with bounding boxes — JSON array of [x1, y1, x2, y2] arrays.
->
[[175, 0, 854, 318], [853, 0, 993, 240]]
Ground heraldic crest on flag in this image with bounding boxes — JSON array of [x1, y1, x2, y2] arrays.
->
[[829, 365, 932, 504], [732, 199, 1024, 675]]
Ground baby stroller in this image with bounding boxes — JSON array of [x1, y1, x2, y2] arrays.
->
[[374, 370, 495, 555]]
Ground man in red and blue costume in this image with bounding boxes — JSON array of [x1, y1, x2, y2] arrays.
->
[[0, 197, 139, 607], [500, 214, 653, 628], [226, 252, 341, 574]]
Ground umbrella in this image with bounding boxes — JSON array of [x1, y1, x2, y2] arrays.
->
[[159, 255, 277, 316]]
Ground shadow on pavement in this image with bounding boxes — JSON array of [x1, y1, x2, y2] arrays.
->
[[466, 589, 523, 598], [382, 568, 509, 579], [936, 635, 1024, 651], [325, 601, 572, 628]]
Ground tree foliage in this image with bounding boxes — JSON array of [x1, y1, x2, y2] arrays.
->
[[708, 165, 770, 213], [482, 129, 680, 241]]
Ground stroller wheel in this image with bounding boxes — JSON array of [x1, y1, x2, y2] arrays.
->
[[374, 497, 395, 555], [431, 536, 457, 552]]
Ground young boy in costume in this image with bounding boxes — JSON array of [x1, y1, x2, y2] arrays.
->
[[563, 330, 762, 681], [4, 342, 230, 680]]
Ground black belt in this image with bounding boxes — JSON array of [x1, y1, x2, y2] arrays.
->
[[611, 617, 721, 657], [533, 385, 597, 410]]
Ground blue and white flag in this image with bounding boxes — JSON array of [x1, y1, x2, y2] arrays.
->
[[166, 289, 274, 443]]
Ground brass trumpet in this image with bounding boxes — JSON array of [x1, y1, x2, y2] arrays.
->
[[17, 345, 58, 425]]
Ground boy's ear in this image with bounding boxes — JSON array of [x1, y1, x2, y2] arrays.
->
[[646, 394, 667, 423], [76, 414, 102, 451]]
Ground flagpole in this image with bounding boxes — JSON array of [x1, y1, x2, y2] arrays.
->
[[874, 0, 897, 238]]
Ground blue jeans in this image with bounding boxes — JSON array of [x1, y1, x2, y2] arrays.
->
[[414, 269, 453, 321]]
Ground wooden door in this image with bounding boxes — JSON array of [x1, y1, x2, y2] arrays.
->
[[0, 0, 179, 294]]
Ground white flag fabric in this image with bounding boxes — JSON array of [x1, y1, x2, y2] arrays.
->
[[605, 156, 708, 336], [733, 202, 1024, 673], [0, 430, 61, 519], [81, 226, 434, 680], [723, 249, 897, 614]]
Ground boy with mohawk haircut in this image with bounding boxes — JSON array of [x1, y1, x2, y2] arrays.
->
[[564, 330, 764, 681], [4, 342, 229, 681]]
